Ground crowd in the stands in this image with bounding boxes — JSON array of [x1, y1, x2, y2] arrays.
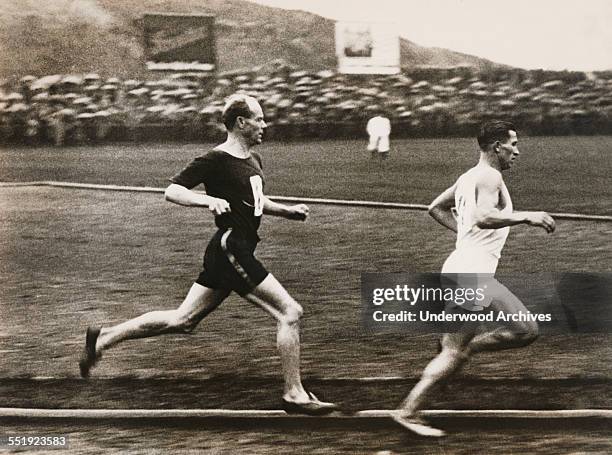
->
[[1, 63, 611, 145]]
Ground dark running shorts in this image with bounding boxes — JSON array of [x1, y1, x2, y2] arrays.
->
[[196, 229, 269, 296]]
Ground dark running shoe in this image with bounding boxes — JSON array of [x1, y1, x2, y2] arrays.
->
[[282, 391, 338, 416], [79, 326, 101, 378]]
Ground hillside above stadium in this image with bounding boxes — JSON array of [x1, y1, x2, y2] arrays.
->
[[0, 0, 506, 79]]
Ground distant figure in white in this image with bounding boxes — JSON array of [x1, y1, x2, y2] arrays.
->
[[366, 115, 391, 159]]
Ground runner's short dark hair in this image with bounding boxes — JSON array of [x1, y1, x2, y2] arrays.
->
[[477, 121, 516, 150], [222, 95, 254, 130]]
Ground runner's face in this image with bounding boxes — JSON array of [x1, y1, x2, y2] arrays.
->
[[242, 100, 267, 146], [496, 130, 519, 170]]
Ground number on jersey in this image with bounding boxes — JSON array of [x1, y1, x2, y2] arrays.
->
[[249, 175, 264, 216]]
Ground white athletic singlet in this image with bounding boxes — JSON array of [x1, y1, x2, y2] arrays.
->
[[442, 167, 512, 275]]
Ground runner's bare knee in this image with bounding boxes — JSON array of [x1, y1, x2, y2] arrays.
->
[[282, 300, 303, 325], [169, 309, 199, 333]]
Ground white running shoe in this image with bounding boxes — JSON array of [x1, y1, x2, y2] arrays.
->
[[391, 412, 445, 437]]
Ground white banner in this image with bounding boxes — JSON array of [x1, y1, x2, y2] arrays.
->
[[335, 21, 400, 74]]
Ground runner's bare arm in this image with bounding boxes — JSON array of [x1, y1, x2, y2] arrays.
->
[[474, 172, 555, 233], [262, 197, 309, 221], [164, 183, 230, 215], [428, 183, 458, 232]]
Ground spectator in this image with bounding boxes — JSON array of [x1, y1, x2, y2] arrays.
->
[[366, 112, 391, 159]]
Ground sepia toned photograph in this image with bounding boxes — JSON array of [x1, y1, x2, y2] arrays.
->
[[1, 0, 611, 453]]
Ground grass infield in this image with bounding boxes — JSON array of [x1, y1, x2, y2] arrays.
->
[[1, 136, 611, 215]]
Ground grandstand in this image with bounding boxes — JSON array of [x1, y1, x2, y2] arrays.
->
[[1, 65, 611, 145]]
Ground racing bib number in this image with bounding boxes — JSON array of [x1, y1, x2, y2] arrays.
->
[[249, 175, 264, 216]]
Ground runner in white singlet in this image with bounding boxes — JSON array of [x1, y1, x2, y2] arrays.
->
[[393, 121, 556, 437]]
